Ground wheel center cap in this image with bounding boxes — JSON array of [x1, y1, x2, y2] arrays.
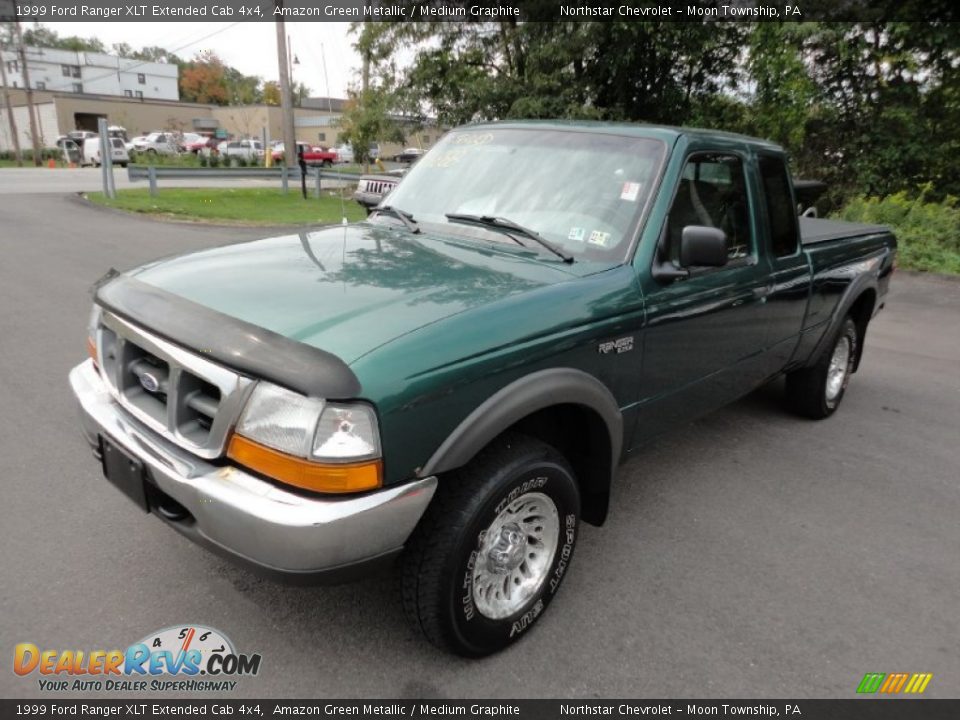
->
[[486, 522, 527, 574]]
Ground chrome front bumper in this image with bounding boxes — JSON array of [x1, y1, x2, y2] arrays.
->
[[69, 359, 437, 582]]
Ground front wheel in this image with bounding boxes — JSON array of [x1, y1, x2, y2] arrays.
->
[[401, 434, 580, 656], [786, 315, 859, 419]]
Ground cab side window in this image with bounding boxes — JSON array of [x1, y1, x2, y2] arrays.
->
[[665, 153, 752, 264]]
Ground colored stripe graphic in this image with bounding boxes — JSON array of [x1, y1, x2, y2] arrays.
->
[[857, 673, 885, 693], [904, 673, 933, 694], [857, 672, 932, 694], [880, 673, 909, 693]]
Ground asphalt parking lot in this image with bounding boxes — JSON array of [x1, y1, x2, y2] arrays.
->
[[1, 191, 958, 699]]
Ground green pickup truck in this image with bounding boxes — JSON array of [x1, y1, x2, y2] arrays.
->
[[70, 121, 896, 656]]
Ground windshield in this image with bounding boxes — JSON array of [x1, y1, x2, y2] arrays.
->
[[382, 127, 665, 262]]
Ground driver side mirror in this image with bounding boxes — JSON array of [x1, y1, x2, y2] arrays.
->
[[679, 225, 728, 268]]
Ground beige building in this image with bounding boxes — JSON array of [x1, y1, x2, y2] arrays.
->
[[0, 90, 441, 158]]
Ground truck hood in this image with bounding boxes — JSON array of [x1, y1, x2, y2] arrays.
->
[[129, 223, 585, 364]]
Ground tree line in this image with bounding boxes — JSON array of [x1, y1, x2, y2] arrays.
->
[[356, 20, 959, 207]]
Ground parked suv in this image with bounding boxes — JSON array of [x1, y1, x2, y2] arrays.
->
[[218, 139, 264, 161], [131, 132, 179, 156]]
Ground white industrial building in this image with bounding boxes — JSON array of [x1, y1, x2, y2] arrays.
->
[[1, 46, 178, 101]]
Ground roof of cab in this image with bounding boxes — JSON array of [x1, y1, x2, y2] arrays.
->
[[461, 119, 784, 152]]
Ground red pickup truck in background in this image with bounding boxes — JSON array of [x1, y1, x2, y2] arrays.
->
[[272, 142, 337, 166]]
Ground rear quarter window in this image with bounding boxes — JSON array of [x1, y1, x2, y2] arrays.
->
[[759, 156, 800, 257]]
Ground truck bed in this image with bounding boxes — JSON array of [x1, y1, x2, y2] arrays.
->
[[800, 217, 889, 246]]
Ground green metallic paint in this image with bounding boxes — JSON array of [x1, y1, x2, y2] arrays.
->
[[130, 224, 587, 366], [119, 121, 896, 495]]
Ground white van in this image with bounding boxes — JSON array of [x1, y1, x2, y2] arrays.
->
[[84, 137, 131, 167]]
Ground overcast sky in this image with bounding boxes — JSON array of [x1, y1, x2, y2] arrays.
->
[[36, 22, 359, 98]]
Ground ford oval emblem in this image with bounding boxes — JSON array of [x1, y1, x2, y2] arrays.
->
[[139, 372, 160, 393]]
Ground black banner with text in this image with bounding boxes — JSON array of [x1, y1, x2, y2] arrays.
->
[[2, 0, 958, 23], [3, 699, 960, 720]]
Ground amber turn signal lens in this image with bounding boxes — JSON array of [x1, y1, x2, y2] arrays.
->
[[86, 337, 98, 365], [227, 434, 382, 494]]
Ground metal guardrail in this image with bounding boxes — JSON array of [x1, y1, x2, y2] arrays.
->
[[126, 164, 360, 197]]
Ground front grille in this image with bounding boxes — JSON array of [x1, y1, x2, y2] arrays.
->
[[359, 179, 398, 196], [372, 180, 397, 195], [97, 312, 253, 459]]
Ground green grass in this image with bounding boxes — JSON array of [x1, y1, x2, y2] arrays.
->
[[0, 158, 42, 168], [835, 189, 960, 275], [86, 187, 367, 226]]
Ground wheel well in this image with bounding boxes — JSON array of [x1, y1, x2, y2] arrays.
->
[[848, 289, 876, 371], [507, 403, 613, 527]]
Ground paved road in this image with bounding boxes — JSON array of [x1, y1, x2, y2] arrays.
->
[[1, 193, 958, 699]]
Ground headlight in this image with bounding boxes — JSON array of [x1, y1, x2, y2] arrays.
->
[[235, 383, 324, 457], [87, 305, 102, 365], [228, 382, 382, 494]]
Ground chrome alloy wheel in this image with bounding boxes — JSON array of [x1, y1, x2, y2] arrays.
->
[[472, 492, 560, 620], [826, 335, 851, 402]]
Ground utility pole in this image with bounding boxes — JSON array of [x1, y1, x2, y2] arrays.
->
[[361, 18, 371, 173], [0, 38, 24, 166], [12, 18, 41, 166], [274, 4, 296, 170]]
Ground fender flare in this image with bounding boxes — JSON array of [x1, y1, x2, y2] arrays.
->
[[421, 367, 623, 483], [804, 269, 879, 368]]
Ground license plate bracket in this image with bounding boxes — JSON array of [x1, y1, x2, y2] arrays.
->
[[100, 437, 150, 513]]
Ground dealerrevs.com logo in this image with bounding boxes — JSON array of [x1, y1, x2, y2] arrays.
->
[[13, 624, 261, 693]]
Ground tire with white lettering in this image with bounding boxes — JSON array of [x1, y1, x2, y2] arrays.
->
[[400, 433, 580, 657]]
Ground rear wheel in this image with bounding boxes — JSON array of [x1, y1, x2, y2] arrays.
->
[[401, 434, 580, 657], [786, 315, 858, 419]]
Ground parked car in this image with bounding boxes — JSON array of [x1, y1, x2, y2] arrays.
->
[[107, 126, 129, 146], [271, 142, 337, 166], [131, 132, 179, 156], [54, 136, 81, 165], [71, 121, 896, 657], [393, 147, 425, 163], [178, 133, 204, 152], [270, 141, 308, 163], [353, 168, 408, 211], [217, 139, 264, 161], [82, 136, 130, 167], [185, 136, 220, 155], [334, 144, 355, 164], [67, 130, 97, 144]]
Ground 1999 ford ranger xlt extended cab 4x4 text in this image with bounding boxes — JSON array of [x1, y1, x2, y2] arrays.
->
[[70, 122, 896, 656]]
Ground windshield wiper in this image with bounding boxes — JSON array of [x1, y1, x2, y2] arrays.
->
[[375, 205, 420, 234], [445, 213, 574, 264]]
